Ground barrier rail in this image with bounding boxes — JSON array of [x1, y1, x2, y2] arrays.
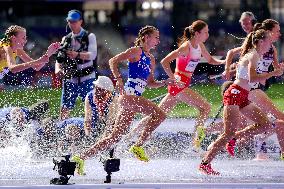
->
[[1, 183, 284, 189]]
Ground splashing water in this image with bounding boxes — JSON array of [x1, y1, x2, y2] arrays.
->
[[0, 119, 283, 186]]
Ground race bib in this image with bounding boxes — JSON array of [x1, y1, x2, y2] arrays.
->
[[257, 59, 272, 73], [185, 59, 199, 72]]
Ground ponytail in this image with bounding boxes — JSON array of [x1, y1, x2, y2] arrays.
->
[[177, 20, 207, 47]]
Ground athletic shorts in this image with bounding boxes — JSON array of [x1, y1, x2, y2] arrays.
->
[[168, 72, 191, 96], [61, 79, 95, 109], [223, 84, 250, 109]]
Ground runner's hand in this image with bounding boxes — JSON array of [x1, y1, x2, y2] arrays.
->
[[272, 69, 283, 77], [46, 42, 61, 57], [222, 69, 230, 80]]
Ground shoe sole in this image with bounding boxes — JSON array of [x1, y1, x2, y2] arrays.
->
[[198, 168, 220, 176]]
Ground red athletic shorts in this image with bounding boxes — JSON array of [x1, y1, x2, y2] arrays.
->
[[223, 84, 250, 109], [168, 72, 191, 96]]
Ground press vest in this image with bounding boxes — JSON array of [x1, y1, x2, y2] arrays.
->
[[61, 29, 97, 82]]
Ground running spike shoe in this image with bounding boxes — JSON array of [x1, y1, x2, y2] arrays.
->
[[193, 126, 206, 149], [226, 138, 237, 156], [129, 145, 149, 162], [199, 163, 220, 175], [71, 155, 85, 175]]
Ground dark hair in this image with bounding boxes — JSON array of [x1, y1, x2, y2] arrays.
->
[[241, 29, 268, 57], [253, 19, 279, 32], [134, 25, 158, 47], [252, 23, 263, 31], [0, 25, 26, 45], [262, 19, 279, 31], [178, 20, 207, 47]]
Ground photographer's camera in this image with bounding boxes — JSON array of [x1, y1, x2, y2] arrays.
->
[[56, 42, 78, 80], [50, 155, 76, 185]]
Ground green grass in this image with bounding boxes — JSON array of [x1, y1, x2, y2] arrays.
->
[[0, 83, 283, 118]]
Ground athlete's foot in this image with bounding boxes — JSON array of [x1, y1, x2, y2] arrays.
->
[[226, 138, 236, 157], [198, 162, 220, 175], [71, 155, 86, 175], [193, 126, 206, 149], [129, 145, 149, 162]]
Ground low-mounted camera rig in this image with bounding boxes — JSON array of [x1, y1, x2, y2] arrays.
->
[[50, 155, 76, 185], [103, 148, 120, 183], [50, 149, 120, 184]]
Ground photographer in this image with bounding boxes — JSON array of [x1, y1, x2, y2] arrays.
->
[[55, 10, 98, 120]]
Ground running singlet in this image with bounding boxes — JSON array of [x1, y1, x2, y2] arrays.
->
[[236, 49, 260, 82], [175, 42, 201, 74], [124, 49, 151, 96], [236, 64, 249, 80], [0, 42, 14, 79], [168, 42, 201, 96], [249, 46, 274, 89]]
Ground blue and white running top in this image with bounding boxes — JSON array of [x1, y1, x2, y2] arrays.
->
[[249, 46, 274, 89], [125, 49, 151, 96]]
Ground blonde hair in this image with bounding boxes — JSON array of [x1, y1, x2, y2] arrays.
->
[[1, 25, 26, 45], [134, 25, 158, 47]]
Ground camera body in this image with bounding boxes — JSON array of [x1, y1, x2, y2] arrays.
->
[[53, 155, 76, 176], [104, 158, 120, 173], [56, 41, 78, 79], [103, 149, 120, 183], [50, 155, 76, 185]]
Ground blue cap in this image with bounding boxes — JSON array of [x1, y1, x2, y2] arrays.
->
[[66, 10, 82, 22]]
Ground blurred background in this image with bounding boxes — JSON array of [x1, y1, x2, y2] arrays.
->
[[1, 0, 284, 118], [0, 0, 283, 88]]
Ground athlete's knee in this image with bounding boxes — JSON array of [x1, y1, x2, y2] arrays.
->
[[221, 131, 235, 140], [147, 111, 166, 128]]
